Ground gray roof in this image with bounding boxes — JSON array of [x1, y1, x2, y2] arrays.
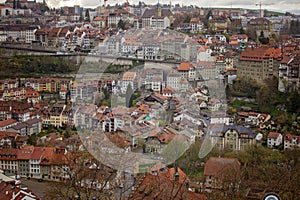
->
[[210, 124, 256, 139], [142, 8, 172, 18], [24, 118, 41, 126], [11, 123, 28, 130]]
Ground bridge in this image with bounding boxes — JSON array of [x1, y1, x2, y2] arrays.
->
[[0, 45, 181, 68]]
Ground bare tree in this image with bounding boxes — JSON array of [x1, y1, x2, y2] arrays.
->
[[46, 150, 119, 200]]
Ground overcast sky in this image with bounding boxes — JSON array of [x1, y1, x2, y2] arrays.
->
[[2, 0, 300, 14]]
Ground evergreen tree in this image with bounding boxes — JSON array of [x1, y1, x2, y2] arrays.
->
[[117, 19, 126, 30], [125, 83, 133, 108], [85, 9, 90, 22]]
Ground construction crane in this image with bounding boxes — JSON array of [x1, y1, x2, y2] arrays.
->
[[99, 0, 108, 28], [255, 1, 274, 18]]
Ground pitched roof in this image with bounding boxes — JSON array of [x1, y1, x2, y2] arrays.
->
[[130, 169, 206, 200], [162, 86, 175, 94], [149, 162, 167, 173], [178, 62, 193, 71], [40, 147, 67, 166], [210, 125, 256, 138], [0, 148, 18, 160], [204, 157, 240, 177], [240, 47, 282, 62], [142, 8, 172, 18], [281, 55, 293, 64], [31, 147, 43, 160], [267, 132, 281, 139], [17, 146, 34, 160], [0, 181, 39, 200], [0, 131, 18, 139], [0, 119, 17, 128], [122, 72, 136, 81], [24, 118, 41, 126], [284, 133, 300, 143]]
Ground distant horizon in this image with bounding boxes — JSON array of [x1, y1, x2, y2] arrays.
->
[[0, 0, 300, 15]]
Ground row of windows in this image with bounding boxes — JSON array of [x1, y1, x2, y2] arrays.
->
[[0, 165, 17, 170]]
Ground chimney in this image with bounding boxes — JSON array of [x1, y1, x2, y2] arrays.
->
[[174, 165, 179, 181]]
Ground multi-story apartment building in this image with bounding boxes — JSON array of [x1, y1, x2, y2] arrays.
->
[[0, 24, 38, 43], [139, 68, 164, 93], [278, 54, 300, 92], [141, 8, 172, 30], [238, 47, 282, 82], [167, 70, 181, 91], [121, 71, 137, 93], [0, 101, 33, 122], [209, 125, 257, 150], [0, 148, 18, 174], [107, 8, 134, 28], [0, 79, 18, 90], [196, 61, 217, 80], [0, 146, 69, 180], [247, 18, 271, 41]]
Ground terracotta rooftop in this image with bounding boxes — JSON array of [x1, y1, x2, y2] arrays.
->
[[162, 86, 175, 94], [281, 55, 293, 64], [178, 62, 193, 71], [0, 119, 17, 128], [284, 133, 300, 143], [267, 132, 281, 139], [0, 131, 18, 139], [17, 146, 34, 160], [204, 157, 240, 177], [122, 72, 136, 81], [240, 47, 282, 62], [130, 168, 206, 200]]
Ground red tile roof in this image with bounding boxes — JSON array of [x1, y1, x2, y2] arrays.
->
[[240, 47, 269, 61], [162, 86, 175, 94], [178, 62, 193, 71], [267, 132, 281, 139], [240, 47, 282, 62], [0, 148, 18, 161], [122, 72, 136, 81], [166, 167, 190, 184], [40, 147, 66, 166], [130, 168, 206, 200], [204, 157, 240, 177], [281, 55, 293, 64], [0, 181, 39, 200], [31, 147, 43, 160], [93, 16, 105, 21], [17, 146, 34, 160], [284, 133, 300, 143], [0, 119, 17, 128], [0, 131, 18, 139]]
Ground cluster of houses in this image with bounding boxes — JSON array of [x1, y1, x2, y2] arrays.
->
[[0, 170, 39, 200], [0, 0, 299, 55]]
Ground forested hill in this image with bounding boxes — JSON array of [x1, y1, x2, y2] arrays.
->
[[0, 55, 79, 78]]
